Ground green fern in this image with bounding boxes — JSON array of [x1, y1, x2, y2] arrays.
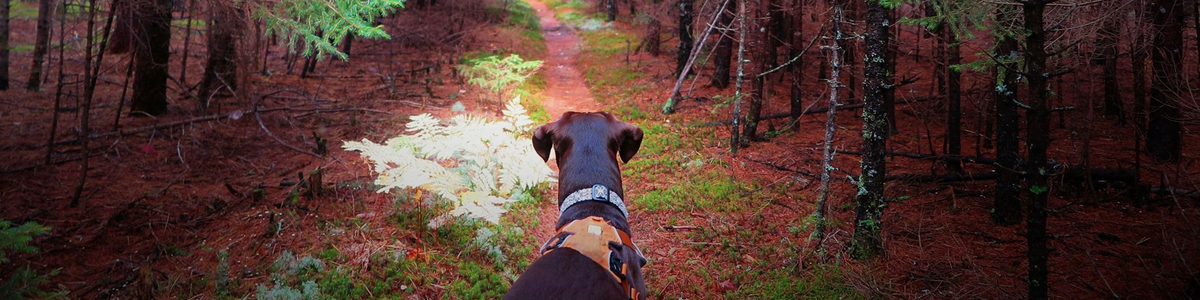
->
[[344, 98, 554, 226]]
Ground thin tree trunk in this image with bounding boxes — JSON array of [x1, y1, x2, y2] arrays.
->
[[991, 8, 1021, 226], [1147, 0, 1184, 162], [113, 57, 133, 130], [179, 0, 194, 89], [730, 0, 747, 152], [1098, 17, 1124, 123], [850, 0, 890, 259], [643, 18, 661, 56], [883, 8, 896, 134], [742, 0, 770, 142], [45, 0, 69, 164], [711, 0, 735, 88], [129, 0, 173, 115], [945, 16, 962, 174], [26, 0, 55, 91], [787, 0, 803, 125], [341, 34, 353, 59], [607, 0, 617, 21], [74, 0, 116, 207], [1132, 0, 1149, 189], [0, 0, 9, 90], [1021, 1, 1051, 298], [811, 0, 844, 248]]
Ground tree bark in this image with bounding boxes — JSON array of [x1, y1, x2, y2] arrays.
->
[[1146, 0, 1184, 162], [945, 15, 962, 174], [711, 0, 735, 88], [1132, 0, 1149, 186], [1022, 1, 1051, 298], [0, 0, 9, 90], [730, 0, 747, 152], [129, 0, 173, 116], [675, 0, 693, 76], [991, 8, 1021, 227], [198, 2, 240, 108], [26, 0, 55, 91], [1097, 17, 1124, 123], [607, 0, 618, 21], [883, 8, 896, 133], [179, 0, 194, 88], [811, 0, 844, 247], [851, 0, 889, 259], [742, 0, 770, 142], [787, 0, 803, 124]]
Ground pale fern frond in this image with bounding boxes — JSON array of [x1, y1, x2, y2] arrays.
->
[[344, 98, 554, 226]]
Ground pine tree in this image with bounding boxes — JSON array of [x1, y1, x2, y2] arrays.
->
[[26, 0, 55, 91], [128, 0, 173, 116], [850, 0, 892, 259], [711, 0, 736, 88], [1146, 0, 1184, 162], [1021, 0, 1052, 298]]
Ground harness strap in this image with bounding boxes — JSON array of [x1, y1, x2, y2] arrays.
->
[[540, 216, 642, 300]]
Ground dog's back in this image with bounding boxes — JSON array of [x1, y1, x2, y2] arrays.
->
[[504, 112, 646, 300]]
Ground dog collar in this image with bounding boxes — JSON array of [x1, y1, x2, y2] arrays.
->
[[560, 184, 629, 218]]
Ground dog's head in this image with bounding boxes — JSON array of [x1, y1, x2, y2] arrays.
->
[[531, 112, 643, 165]]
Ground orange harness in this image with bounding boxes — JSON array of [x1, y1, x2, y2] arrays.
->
[[540, 216, 642, 300]]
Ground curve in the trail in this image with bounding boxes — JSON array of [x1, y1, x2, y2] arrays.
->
[[527, 0, 599, 118]]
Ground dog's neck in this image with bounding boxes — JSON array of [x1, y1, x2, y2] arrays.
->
[[554, 148, 630, 235]]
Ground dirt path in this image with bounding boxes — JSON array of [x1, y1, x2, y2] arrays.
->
[[528, 0, 599, 118], [524, 0, 602, 245]]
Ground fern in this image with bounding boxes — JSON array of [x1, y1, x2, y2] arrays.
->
[[344, 98, 553, 226]]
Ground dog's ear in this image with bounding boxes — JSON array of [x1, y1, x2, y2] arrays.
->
[[615, 122, 643, 164], [532, 122, 557, 162]]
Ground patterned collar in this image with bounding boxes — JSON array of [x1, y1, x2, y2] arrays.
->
[[559, 184, 629, 218]]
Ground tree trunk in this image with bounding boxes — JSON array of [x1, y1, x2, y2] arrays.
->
[[945, 18, 962, 174], [730, 0, 747, 152], [129, 0, 173, 116], [742, 0, 770, 143], [607, 0, 618, 21], [883, 8, 896, 134], [643, 18, 661, 56], [787, 0, 803, 124], [1022, 1, 1051, 298], [108, 0, 132, 53], [341, 34, 353, 58], [991, 8, 1022, 227], [26, 0, 55, 91], [711, 0, 735, 88], [811, 0, 844, 247], [179, 0, 194, 88], [851, 0, 889, 259], [0, 0, 9, 90], [1147, 0, 1184, 162], [1132, 0, 1149, 186], [675, 0, 693, 76], [1097, 17, 1124, 123], [198, 2, 240, 108]]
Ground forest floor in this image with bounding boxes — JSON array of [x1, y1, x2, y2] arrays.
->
[[1, 0, 1199, 299]]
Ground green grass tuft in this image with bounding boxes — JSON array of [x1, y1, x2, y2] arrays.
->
[[726, 265, 864, 300]]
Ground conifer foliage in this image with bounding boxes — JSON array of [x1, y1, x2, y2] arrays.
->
[[255, 0, 407, 59]]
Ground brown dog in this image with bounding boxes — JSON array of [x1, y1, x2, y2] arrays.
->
[[503, 112, 647, 300]]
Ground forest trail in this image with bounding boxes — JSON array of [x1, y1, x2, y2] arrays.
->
[[528, 0, 599, 118]]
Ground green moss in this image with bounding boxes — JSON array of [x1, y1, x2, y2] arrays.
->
[[633, 170, 753, 212], [444, 261, 509, 299], [726, 265, 864, 300]]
